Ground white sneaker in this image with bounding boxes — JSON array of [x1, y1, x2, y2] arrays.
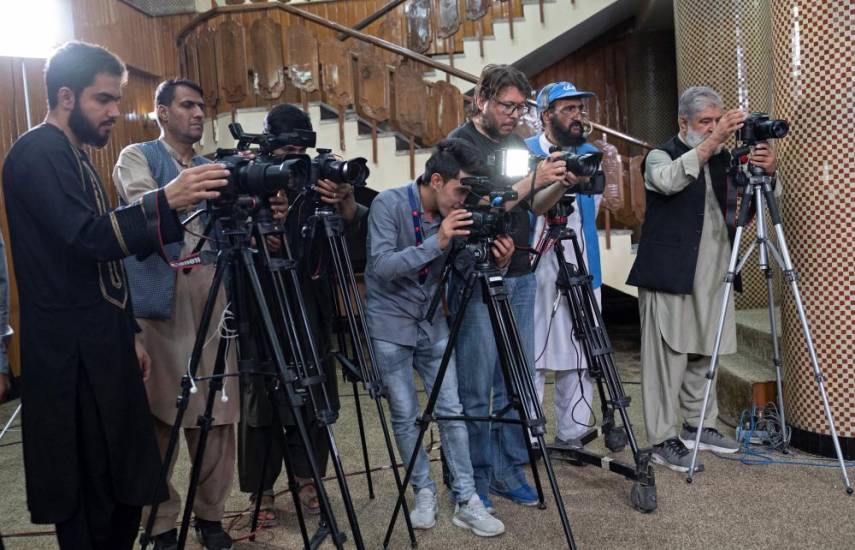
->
[[410, 488, 437, 530], [452, 494, 506, 537]]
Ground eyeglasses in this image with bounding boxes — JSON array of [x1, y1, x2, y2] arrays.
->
[[493, 99, 531, 116], [552, 104, 588, 118]]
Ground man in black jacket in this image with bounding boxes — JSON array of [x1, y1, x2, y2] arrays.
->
[[2, 41, 227, 549], [627, 86, 777, 473]]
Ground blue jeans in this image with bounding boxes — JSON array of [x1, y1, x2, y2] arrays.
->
[[373, 332, 476, 503], [449, 271, 536, 495]]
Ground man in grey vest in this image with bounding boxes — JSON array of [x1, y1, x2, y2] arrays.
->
[[113, 79, 241, 550], [627, 86, 777, 473]]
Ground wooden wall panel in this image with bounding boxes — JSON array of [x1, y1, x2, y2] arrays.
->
[[530, 22, 636, 157], [71, 0, 192, 79]]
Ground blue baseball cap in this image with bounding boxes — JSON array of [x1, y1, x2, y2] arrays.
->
[[535, 81, 596, 114]]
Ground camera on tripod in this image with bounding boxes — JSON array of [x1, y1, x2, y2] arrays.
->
[[488, 148, 605, 195], [460, 176, 516, 241], [731, 112, 789, 185], [735, 112, 789, 146], [214, 123, 312, 205], [214, 123, 370, 207]]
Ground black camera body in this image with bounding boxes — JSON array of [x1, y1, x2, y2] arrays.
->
[[560, 151, 603, 178], [214, 151, 311, 204], [214, 124, 370, 205], [311, 149, 369, 188], [465, 190, 517, 241], [546, 146, 605, 195], [736, 112, 789, 145]]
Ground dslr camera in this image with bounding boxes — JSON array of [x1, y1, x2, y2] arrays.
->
[[736, 112, 789, 146]]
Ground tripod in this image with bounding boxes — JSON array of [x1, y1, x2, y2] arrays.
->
[[303, 202, 418, 547], [532, 200, 657, 513], [140, 199, 364, 550], [382, 240, 578, 549], [685, 159, 853, 493]]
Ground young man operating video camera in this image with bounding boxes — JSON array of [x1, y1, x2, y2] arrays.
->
[[365, 139, 511, 537]]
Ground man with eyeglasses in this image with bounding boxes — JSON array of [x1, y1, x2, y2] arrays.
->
[[526, 82, 603, 451], [446, 64, 568, 510]]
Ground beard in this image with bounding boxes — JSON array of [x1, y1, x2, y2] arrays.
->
[[479, 109, 504, 141], [69, 104, 112, 148], [685, 128, 724, 154], [684, 128, 706, 148], [550, 114, 585, 147]]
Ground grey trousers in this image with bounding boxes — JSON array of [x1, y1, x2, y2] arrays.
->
[[640, 299, 719, 446]]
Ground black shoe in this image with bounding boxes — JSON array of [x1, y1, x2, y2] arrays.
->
[[150, 529, 178, 550], [194, 519, 234, 550]]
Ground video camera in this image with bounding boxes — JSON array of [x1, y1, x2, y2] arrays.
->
[[488, 148, 605, 195], [460, 176, 516, 241], [214, 123, 370, 205]]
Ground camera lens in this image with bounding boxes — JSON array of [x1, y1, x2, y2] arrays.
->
[[758, 119, 789, 140]]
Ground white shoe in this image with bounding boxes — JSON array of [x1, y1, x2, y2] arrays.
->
[[452, 494, 506, 537], [409, 488, 437, 530]]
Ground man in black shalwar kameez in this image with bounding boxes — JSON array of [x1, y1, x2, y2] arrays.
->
[[1, 42, 229, 550]]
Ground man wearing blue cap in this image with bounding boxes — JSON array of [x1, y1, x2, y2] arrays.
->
[[526, 82, 603, 450]]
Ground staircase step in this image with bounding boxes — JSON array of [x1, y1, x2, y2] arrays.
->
[[736, 308, 781, 364], [717, 353, 778, 427]]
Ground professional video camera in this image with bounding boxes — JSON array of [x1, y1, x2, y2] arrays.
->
[[214, 123, 370, 205], [488, 148, 605, 195], [214, 123, 312, 204], [460, 176, 516, 241]]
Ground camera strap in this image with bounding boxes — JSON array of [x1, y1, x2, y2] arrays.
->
[[407, 186, 430, 285]]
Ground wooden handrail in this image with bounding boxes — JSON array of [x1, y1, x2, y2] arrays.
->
[[336, 0, 409, 41], [176, 0, 654, 150]]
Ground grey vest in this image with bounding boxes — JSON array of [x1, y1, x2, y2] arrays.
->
[[122, 140, 209, 319]]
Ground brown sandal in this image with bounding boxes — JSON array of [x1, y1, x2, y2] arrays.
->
[[250, 493, 279, 527], [296, 479, 321, 515]]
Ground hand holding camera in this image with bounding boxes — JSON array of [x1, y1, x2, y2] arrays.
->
[[534, 151, 568, 188], [491, 234, 515, 268], [314, 179, 358, 221], [163, 163, 230, 210], [438, 209, 473, 250], [749, 142, 777, 175], [711, 109, 747, 146]]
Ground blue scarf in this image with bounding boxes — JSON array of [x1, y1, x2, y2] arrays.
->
[[524, 134, 602, 289]]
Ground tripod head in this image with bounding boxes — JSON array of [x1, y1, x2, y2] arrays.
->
[[546, 192, 576, 227]]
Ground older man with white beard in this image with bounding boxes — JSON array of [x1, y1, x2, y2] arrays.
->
[[627, 86, 777, 473]]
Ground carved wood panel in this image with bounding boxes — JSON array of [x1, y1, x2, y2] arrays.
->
[[197, 26, 219, 109], [215, 19, 249, 105], [249, 17, 285, 100], [426, 81, 464, 145], [405, 0, 433, 54], [466, 0, 489, 20], [377, 8, 405, 65], [181, 31, 200, 86], [319, 38, 355, 108], [287, 25, 320, 93], [357, 53, 390, 122], [393, 62, 429, 138], [436, 0, 460, 39], [629, 155, 646, 224]]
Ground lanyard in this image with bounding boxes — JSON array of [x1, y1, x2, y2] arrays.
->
[[407, 185, 430, 285]]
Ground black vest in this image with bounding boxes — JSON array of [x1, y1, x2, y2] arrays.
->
[[627, 135, 736, 294]]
